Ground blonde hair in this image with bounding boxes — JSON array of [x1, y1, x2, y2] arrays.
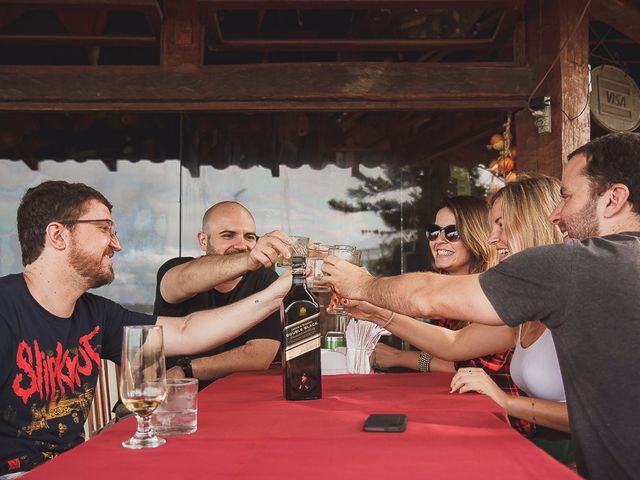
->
[[437, 196, 498, 274], [490, 174, 564, 253]]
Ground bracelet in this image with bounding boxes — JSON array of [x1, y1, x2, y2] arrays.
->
[[381, 311, 395, 329], [418, 351, 432, 373]]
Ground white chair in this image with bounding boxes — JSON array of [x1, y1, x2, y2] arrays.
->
[[85, 359, 119, 438]]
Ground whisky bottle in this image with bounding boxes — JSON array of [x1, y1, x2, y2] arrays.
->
[[281, 256, 322, 400]]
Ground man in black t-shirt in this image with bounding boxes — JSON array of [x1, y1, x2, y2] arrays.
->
[[323, 133, 640, 480], [155, 201, 288, 389], [1, 182, 292, 475]]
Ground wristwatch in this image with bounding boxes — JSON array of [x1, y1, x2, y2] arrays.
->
[[176, 357, 193, 378]]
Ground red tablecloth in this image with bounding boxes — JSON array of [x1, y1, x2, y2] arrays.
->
[[26, 371, 578, 479]]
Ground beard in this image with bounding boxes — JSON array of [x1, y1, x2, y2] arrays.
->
[[560, 197, 600, 240], [206, 243, 250, 256], [69, 239, 115, 289]]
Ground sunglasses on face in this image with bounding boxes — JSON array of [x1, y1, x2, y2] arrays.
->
[[426, 224, 460, 242]]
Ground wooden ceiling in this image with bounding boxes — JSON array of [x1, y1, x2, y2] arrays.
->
[[0, 0, 638, 174], [0, 0, 522, 65]]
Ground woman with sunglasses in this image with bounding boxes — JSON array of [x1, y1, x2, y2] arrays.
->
[[371, 196, 533, 434], [373, 196, 496, 373], [339, 176, 572, 463]]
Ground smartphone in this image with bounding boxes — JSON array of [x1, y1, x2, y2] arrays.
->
[[363, 414, 408, 432]]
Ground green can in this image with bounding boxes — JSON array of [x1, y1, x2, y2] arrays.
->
[[325, 331, 346, 350]]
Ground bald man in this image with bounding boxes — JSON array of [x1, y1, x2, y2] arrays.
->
[[154, 201, 291, 389]]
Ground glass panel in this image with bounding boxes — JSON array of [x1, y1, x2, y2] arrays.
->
[[1, 111, 496, 322], [179, 163, 390, 263], [0, 159, 180, 313]]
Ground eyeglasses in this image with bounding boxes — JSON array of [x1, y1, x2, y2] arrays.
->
[[59, 219, 118, 238], [426, 224, 460, 242]]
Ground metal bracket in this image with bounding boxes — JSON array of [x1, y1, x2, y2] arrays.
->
[[530, 96, 552, 134]]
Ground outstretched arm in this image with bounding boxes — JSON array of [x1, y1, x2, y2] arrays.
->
[[373, 343, 456, 373], [450, 368, 570, 432], [322, 256, 504, 326], [160, 230, 291, 304], [168, 339, 280, 380], [159, 272, 289, 357], [340, 299, 515, 361]]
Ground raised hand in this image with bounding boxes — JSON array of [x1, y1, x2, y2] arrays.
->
[[321, 254, 374, 300], [248, 231, 291, 269], [329, 297, 390, 327], [449, 367, 509, 408]]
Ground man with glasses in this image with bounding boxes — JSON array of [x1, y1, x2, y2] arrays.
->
[[323, 132, 640, 479], [0, 180, 292, 476], [154, 201, 288, 390]]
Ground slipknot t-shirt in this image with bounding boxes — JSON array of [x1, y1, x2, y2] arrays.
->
[[0, 274, 156, 474]]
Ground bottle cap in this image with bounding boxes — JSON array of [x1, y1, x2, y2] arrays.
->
[[292, 256, 305, 266]]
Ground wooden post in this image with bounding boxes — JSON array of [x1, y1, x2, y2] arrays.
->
[[161, 0, 203, 71], [515, 0, 590, 178]]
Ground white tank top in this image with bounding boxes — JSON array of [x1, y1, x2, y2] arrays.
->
[[510, 325, 566, 402]]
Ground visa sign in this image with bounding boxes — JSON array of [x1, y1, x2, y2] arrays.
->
[[605, 90, 627, 107]]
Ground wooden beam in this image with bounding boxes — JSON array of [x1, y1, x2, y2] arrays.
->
[[0, 0, 161, 11], [197, 0, 517, 8], [206, 37, 494, 52], [590, 0, 640, 44], [162, 0, 203, 71], [0, 63, 532, 111], [515, 0, 590, 178], [0, 34, 157, 47]]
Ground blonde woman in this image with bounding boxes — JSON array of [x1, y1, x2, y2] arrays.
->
[[338, 176, 571, 462]]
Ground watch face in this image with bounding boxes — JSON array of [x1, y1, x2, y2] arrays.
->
[[178, 357, 189, 367], [177, 357, 193, 378]]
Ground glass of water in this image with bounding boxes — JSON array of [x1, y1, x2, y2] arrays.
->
[[151, 378, 198, 436]]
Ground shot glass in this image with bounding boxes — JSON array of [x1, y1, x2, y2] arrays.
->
[[276, 236, 309, 267], [151, 378, 198, 436]]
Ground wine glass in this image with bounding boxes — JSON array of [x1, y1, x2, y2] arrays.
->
[[120, 325, 167, 449]]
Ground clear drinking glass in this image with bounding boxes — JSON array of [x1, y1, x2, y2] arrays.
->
[[327, 245, 359, 315], [120, 325, 167, 449], [307, 243, 331, 293], [151, 378, 198, 435], [276, 235, 309, 267]]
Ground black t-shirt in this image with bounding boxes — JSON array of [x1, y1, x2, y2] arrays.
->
[[0, 273, 156, 475], [153, 257, 281, 386], [479, 233, 640, 480]]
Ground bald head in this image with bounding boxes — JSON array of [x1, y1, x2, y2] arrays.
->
[[202, 201, 254, 232], [199, 201, 257, 256]]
